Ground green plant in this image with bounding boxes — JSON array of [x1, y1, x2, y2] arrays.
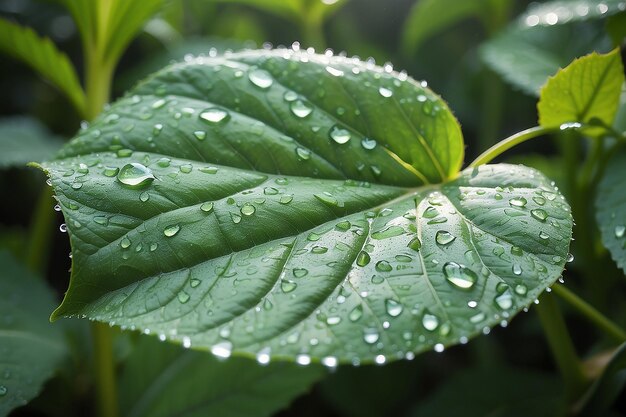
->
[[1, 1, 626, 417]]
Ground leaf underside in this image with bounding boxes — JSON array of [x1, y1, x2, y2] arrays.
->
[[42, 49, 572, 365]]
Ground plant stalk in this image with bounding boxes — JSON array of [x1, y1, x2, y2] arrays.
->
[[93, 322, 118, 417], [552, 284, 626, 343], [25, 186, 55, 274], [535, 294, 589, 403]]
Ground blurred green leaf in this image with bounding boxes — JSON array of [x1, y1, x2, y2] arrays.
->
[[0, 18, 86, 115], [401, 0, 510, 55], [211, 0, 302, 20], [319, 360, 420, 417], [520, 0, 626, 28], [119, 336, 324, 417], [410, 366, 563, 417], [577, 343, 626, 415], [0, 116, 63, 169], [538, 49, 624, 128], [0, 251, 68, 417], [481, 22, 612, 96], [596, 150, 626, 275]]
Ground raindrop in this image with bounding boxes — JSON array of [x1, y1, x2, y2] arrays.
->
[[193, 130, 207, 140], [509, 197, 527, 207], [514, 284, 527, 295], [290, 100, 313, 118], [408, 237, 422, 252], [281, 279, 297, 293], [264, 187, 279, 195], [241, 203, 256, 216], [293, 268, 308, 278], [385, 299, 403, 317], [372, 225, 404, 239], [361, 137, 377, 150], [164, 224, 180, 237], [443, 262, 477, 289], [378, 87, 393, 97], [139, 192, 150, 202], [0, 385, 7, 397], [512, 264, 523, 275], [363, 328, 379, 344], [495, 283, 513, 310], [349, 305, 363, 321], [200, 202, 214, 213], [120, 237, 131, 249], [435, 230, 455, 245], [615, 225, 625, 238], [423, 206, 438, 218], [375, 260, 393, 272], [231, 213, 242, 224], [257, 347, 271, 365], [117, 163, 155, 187], [248, 68, 273, 89], [279, 195, 293, 204], [531, 209, 548, 221], [59, 224, 67, 233], [311, 246, 328, 254], [296, 147, 311, 160], [422, 311, 439, 331], [103, 166, 119, 177], [335, 220, 351, 231], [296, 354, 311, 365], [211, 341, 232, 359], [199, 107, 230, 124], [356, 251, 371, 266], [329, 126, 351, 144], [178, 291, 190, 303], [539, 231, 550, 240]]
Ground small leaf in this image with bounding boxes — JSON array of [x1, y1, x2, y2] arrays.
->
[[576, 343, 626, 415], [119, 336, 324, 417], [0, 117, 63, 169], [0, 252, 68, 417], [596, 150, 626, 274], [538, 49, 625, 128], [40, 49, 571, 365], [410, 367, 562, 417], [0, 18, 86, 115]]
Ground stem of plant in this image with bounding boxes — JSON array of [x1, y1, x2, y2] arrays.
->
[[469, 126, 558, 167], [93, 322, 118, 417], [552, 284, 626, 343], [25, 186, 55, 274], [535, 294, 589, 403]]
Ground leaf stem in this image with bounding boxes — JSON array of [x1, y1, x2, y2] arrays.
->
[[552, 284, 626, 343], [92, 322, 119, 417], [535, 294, 589, 402], [25, 186, 55, 274], [469, 126, 558, 167]]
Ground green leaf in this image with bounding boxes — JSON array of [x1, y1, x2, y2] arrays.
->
[[402, 0, 509, 55], [210, 0, 303, 20], [596, 150, 626, 274], [538, 49, 625, 128], [480, 22, 612, 96], [41, 49, 571, 365], [119, 336, 324, 417], [520, 0, 626, 28], [576, 343, 626, 415], [410, 366, 562, 417], [0, 18, 86, 115], [0, 117, 64, 169], [0, 252, 68, 417]]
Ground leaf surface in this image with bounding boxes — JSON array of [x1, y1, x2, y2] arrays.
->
[[596, 150, 626, 274], [0, 252, 67, 417], [41, 49, 572, 365], [119, 336, 324, 417], [0, 18, 85, 115], [0, 117, 63, 169], [538, 49, 624, 128]]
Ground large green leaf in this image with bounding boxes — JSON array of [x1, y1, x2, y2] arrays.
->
[[0, 18, 86, 115], [40, 49, 572, 365], [0, 117, 64, 169], [410, 366, 562, 417], [0, 252, 68, 417], [596, 150, 626, 274], [119, 336, 324, 417], [538, 49, 625, 128]]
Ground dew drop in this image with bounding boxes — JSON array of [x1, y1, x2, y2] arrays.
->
[[349, 305, 363, 322], [200, 202, 214, 213], [248, 68, 273, 89], [290, 100, 313, 118], [117, 163, 155, 187], [443, 262, 477, 289], [329, 126, 351, 144], [422, 311, 439, 331], [512, 264, 523, 275], [281, 279, 297, 293], [615, 225, 625, 238], [211, 341, 232, 359], [178, 291, 190, 303], [356, 251, 371, 266], [293, 268, 308, 278], [531, 209, 548, 221], [408, 237, 422, 252], [385, 299, 403, 317], [193, 130, 207, 140], [296, 147, 311, 160], [103, 166, 119, 177], [199, 107, 230, 124], [509, 197, 527, 207], [240, 203, 256, 216], [335, 220, 351, 231], [514, 284, 527, 295], [361, 137, 377, 150], [230, 213, 242, 224], [372, 225, 404, 239], [164, 224, 180, 237], [375, 260, 393, 272], [363, 328, 379, 344], [120, 237, 131, 249], [435, 230, 456, 245]]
